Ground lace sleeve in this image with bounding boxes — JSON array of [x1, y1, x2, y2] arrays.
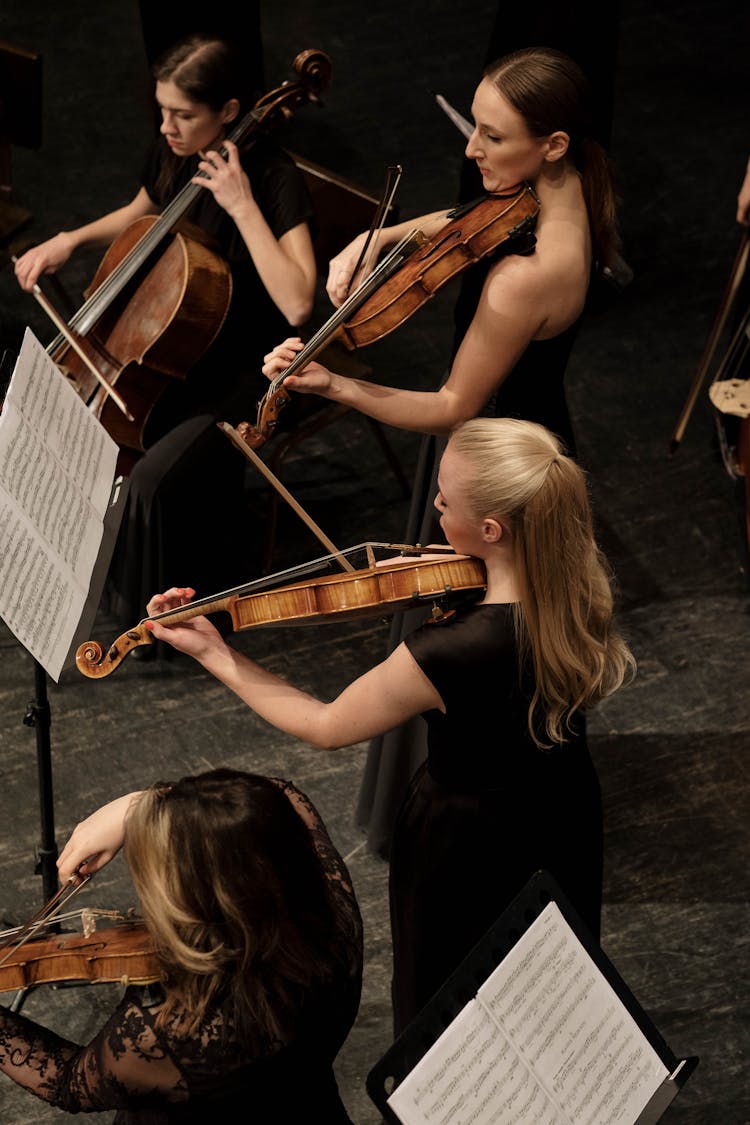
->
[[0, 989, 186, 1112], [271, 778, 363, 956]]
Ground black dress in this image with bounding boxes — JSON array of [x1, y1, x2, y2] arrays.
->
[[356, 315, 582, 858], [105, 139, 313, 625], [389, 603, 603, 1036], [0, 781, 363, 1123]]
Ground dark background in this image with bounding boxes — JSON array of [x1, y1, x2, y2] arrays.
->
[[0, 2, 748, 1122]]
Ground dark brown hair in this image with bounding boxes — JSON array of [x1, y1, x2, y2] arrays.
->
[[486, 47, 620, 268], [153, 33, 251, 112], [151, 34, 249, 201]]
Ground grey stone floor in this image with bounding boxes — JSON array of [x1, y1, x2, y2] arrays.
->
[[0, 1, 748, 1122]]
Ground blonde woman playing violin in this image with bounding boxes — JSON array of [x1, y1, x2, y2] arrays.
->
[[60, 418, 634, 1037]]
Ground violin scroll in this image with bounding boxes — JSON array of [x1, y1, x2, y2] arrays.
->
[[76, 624, 153, 679], [74, 549, 487, 681], [237, 384, 293, 449]]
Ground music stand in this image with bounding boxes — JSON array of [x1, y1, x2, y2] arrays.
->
[[368, 871, 698, 1124], [1, 334, 127, 1011], [7, 478, 126, 1015]]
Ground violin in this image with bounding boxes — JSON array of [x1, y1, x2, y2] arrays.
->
[[235, 183, 540, 448], [0, 919, 159, 991], [75, 546, 487, 679], [36, 49, 332, 473]]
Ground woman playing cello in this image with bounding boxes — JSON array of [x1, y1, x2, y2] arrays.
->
[[0, 769, 362, 1121], [14, 33, 317, 626]]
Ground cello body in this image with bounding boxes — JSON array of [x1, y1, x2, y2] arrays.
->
[[51, 216, 232, 468], [41, 49, 331, 471]]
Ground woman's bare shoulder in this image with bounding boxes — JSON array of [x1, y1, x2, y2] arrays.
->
[[483, 241, 588, 336]]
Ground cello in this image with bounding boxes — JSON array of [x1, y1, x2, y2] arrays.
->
[[31, 49, 332, 471]]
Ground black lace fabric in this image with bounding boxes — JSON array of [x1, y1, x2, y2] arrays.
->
[[0, 780, 363, 1123]]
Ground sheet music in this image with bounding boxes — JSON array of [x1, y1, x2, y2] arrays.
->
[[387, 903, 668, 1125], [0, 329, 118, 680], [480, 905, 668, 1123], [387, 999, 565, 1124]]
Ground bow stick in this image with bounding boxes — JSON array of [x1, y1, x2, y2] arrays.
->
[[218, 422, 354, 572], [434, 93, 473, 140], [345, 163, 402, 297], [670, 230, 750, 453], [11, 257, 134, 422]]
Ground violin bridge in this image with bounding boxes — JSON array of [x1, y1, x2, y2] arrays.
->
[[81, 908, 97, 937]]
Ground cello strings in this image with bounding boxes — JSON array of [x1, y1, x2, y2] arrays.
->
[[49, 88, 288, 347]]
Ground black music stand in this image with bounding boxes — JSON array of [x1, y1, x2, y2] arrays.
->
[[368, 871, 698, 1124], [6, 475, 126, 1015], [23, 658, 58, 905]]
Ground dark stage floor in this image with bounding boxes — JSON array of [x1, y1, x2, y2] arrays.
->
[[0, 2, 748, 1122]]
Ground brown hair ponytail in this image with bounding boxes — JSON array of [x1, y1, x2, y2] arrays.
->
[[485, 47, 621, 269]]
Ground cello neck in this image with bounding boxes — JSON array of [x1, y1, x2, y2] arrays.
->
[[48, 105, 270, 353]]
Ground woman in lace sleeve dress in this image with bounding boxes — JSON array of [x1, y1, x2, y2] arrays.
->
[[0, 769, 362, 1122]]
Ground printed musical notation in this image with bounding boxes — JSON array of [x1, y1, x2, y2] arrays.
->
[[388, 903, 668, 1125], [0, 329, 118, 679]]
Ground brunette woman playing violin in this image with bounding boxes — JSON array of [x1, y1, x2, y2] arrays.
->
[[64, 418, 634, 1037], [15, 33, 316, 628], [264, 47, 618, 455], [0, 769, 362, 1122]]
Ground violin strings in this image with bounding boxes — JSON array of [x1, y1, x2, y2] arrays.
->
[[268, 230, 422, 394], [0, 877, 95, 967], [0, 907, 125, 943], [145, 542, 464, 624]]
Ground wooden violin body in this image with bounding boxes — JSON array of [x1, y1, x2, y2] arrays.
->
[[338, 185, 539, 348], [0, 920, 158, 991], [76, 551, 487, 678], [236, 183, 540, 449]]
